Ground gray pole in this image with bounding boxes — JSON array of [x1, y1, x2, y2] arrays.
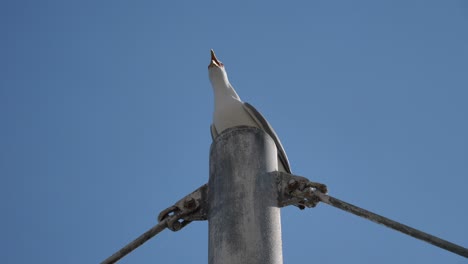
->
[[208, 126, 283, 264]]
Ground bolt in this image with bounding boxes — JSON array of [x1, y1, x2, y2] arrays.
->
[[171, 220, 182, 231], [184, 198, 196, 209], [288, 180, 298, 191]]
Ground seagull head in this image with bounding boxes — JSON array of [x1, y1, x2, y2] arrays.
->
[[208, 49, 230, 89]]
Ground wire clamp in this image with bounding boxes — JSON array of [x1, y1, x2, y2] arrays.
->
[[274, 171, 328, 209], [157, 184, 208, 231]]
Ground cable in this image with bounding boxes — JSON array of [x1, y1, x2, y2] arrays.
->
[[313, 191, 468, 258], [101, 218, 169, 264]]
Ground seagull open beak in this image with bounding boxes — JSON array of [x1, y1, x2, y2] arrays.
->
[[209, 49, 223, 68]]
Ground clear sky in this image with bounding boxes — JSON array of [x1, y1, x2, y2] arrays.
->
[[1, 1, 467, 263]]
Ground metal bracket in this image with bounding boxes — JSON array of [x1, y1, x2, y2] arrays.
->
[[157, 184, 208, 231], [273, 171, 328, 209]]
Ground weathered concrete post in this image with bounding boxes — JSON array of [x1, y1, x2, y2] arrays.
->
[[208, 126, 283, 264]]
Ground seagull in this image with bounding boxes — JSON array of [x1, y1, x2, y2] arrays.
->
[[208, 49, 292, 173]]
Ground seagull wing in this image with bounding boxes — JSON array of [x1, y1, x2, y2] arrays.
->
[[242, 102, 292, 173], [210, 124, 219, 140]]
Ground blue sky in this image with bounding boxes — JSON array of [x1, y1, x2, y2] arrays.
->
[[1, 1, 467, 263]]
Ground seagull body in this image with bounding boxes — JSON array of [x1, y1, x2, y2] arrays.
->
[[208, 50, 291, 173]]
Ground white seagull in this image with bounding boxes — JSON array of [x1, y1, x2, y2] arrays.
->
[[208, 49, 292, 173]]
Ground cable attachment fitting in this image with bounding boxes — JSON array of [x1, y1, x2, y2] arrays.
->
[[274, 171, 328, 209], [157, 184, 208, 231]]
